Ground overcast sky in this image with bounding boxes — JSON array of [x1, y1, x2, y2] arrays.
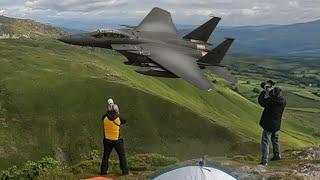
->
[[1, 0, 320, 29]]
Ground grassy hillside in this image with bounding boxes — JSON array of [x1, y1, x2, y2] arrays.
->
[[0, 38, 319, 170], [0, 15, 65, 38]]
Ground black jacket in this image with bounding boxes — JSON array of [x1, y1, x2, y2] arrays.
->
[[258, 91, 286, 132]]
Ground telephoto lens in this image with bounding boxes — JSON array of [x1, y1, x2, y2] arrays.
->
[[260, 82, 266, 89]]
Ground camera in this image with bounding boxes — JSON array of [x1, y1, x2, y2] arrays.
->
[[260, 80, 275, 91]]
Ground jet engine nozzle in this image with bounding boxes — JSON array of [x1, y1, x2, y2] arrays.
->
[[196, 44, 208, 51]]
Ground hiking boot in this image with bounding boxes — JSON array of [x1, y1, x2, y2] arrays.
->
[[259, 161, 268, 166], [270, 156, 281, 161]]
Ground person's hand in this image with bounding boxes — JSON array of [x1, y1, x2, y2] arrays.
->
[[266, 86, 274, 92]]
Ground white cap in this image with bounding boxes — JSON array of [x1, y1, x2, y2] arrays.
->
[[107, 98, 114, 105]]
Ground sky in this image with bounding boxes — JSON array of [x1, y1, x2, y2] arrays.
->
[[1, 0, 320, 30]]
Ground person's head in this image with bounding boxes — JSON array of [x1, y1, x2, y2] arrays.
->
[[107, 98, 119, 114], [107, 98, 114, 106], [269, 87, 282, 98], [108, 104, 119, 114]]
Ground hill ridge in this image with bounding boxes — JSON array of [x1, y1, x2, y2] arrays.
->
[[0, 15, 66, 39]]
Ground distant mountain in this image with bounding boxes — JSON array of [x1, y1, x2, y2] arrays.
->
[[0, 15, 66, 39], [180, 20, 320, 57], [59, 27, 87, 34], [47, 18, 121, 32]]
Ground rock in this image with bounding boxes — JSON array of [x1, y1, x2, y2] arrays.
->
[[233, 166, 265, 179], [228, 147, 320, 180], [293, 146, 320, 161], [54, 147, 67, 165], [0, 117, 7, 128], [297, 163, 320, 177]]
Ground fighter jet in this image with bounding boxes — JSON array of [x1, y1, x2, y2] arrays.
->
[[58, 7, 235, 91]]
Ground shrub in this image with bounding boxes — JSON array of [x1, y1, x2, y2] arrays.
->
[[0, 165, 22, 180], [80, 149, 100, 161], [0, 156, 60, 180], [24, 156, 60, 178]]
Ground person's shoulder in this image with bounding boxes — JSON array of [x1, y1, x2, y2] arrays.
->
[[102, 113, 108, 120]]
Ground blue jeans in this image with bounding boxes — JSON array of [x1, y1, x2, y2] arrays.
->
[[261, 130, 280, 163]]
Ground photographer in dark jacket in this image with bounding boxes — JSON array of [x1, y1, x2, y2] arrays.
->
[[258, 83, 286, 166]]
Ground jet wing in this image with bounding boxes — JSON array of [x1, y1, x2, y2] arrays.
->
[[143, 45, 212, 90], [136, 7, 178, 35]]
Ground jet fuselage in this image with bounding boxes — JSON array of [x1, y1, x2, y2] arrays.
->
[[59, 29, 209, 60], [58, 7, 235, 90]]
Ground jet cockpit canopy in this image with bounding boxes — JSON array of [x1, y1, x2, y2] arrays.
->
[[91, 29, 131, 39]]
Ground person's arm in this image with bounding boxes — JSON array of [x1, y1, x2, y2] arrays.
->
[[102, 113, 107, 138], [119, 115, 126, 125], [258, 91, 268, 107]]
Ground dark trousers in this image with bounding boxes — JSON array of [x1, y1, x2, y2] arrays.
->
[[100, 138, 128, 175], [261, 130, 280, 163]]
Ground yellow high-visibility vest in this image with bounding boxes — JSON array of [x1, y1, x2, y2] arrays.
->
[[103, 116, 121, 140]]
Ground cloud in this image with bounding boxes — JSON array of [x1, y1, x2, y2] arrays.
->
[[0, 9, 6, 15], [25, 0, 128, 12], [0, 0, 320, 28], [289, 1, 299, 8]]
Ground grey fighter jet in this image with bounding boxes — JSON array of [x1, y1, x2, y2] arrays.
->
[[58, 7, 235, 91]]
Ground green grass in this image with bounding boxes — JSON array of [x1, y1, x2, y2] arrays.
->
[[292, 91, 320, 101], [1, 151, 179, 180], [287, 107, 320, 113], [0, 38, 319, 170]]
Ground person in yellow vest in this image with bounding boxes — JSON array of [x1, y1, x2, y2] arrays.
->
[[100, 98, 128, 176]]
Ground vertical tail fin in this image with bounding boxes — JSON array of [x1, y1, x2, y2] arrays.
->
[[135, 7, 178, 34], [198, 38, 234, 65], [183, 17, 221, 42]]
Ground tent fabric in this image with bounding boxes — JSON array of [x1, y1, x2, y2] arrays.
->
[[152, 165, 236, 180]]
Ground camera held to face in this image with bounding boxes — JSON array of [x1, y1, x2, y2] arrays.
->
[[260, 80, 275, 91]]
